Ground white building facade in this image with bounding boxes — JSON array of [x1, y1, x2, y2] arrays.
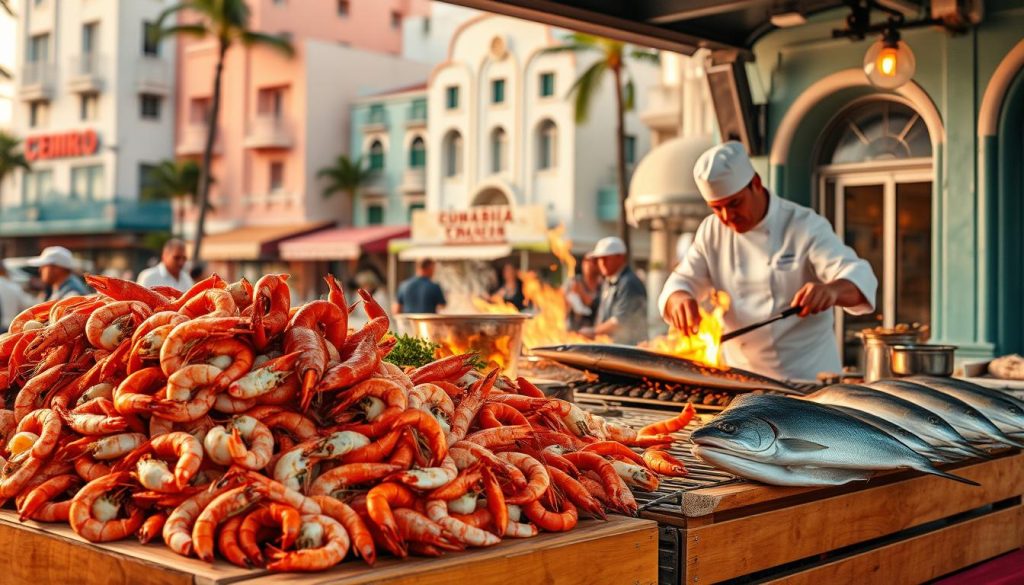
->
[[0, 0, 16, 130], [425, 14, 658, 254], [2, 0, 176, 270]]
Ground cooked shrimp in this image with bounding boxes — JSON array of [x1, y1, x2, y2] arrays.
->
[[498, 452, 550, 505], [227, 351, 301, 399], [164, 488, 220, 556], [522, 493, 578, 532], [425, 499, 500, 548], [408, 352, 478, 385], [226, 415, 274, 471], [15, 408, 62, 458], [639, 403, 696, 436], [85, 301, 152, 350], [217, 514, 250, 567], [151, 384, 218, 423], [54, 404, 127, 436], [365, 482, 417, 557], [448, 368, 499, 443], [69, 472, 145, 542], [159, 317, 247, 377], [61, 432, 148, 461], [265, 514, 350, 572], [113, 367, 166, 415], [179, 288, 238, 319], [388, 455, 457, 491], [310, 495, 375, 565], [85, 275, 172, 309], [289, 300, 346, 349], [309, 463, 402, 497], [642, 448, 688, 477], [226, 277, 254, 311], [251, 274, 291, 350], [18, 474, 82, 522], [150, 432, 204, 489], [393, 508, 463, 552], [191, 484, 264, 561]]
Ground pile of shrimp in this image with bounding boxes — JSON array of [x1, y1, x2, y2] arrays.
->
[[0, 272, 694, 572]]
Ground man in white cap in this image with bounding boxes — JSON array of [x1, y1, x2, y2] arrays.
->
[[583, 236, 648, 345], [659, 141, 877, 380], [28, 246, 91, 301]]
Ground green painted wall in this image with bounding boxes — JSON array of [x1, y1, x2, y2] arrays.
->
[[747, 4, 1024, 358]]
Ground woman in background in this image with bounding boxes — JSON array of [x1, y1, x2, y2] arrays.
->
[[489, 262, 528, 311]]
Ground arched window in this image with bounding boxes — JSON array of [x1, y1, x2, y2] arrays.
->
[[490, 127, 507, 174], [443, 130, 463, 178], [816, 100, 933, 366], [409, 136, 426, 168], [368, 140, 385, 171], [537, 120, 557, 170]]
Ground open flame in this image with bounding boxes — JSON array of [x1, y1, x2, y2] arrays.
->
[[643, 290, 730, 367]]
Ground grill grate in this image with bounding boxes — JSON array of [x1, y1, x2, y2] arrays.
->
[[575, 402, 739, 516], [571, 374, 820, 413]]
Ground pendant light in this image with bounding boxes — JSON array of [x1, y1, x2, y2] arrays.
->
[[863, 27, 916, 90]]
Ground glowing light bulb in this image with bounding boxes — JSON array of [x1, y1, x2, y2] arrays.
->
[[877, 48, 898, 77], [863, 35, 915, 90]]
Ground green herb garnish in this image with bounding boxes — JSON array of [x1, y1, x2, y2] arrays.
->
[[383, 333, 441, 369]]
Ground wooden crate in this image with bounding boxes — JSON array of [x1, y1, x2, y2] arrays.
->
[[643, 450, 1024, 584], [0, 512, 657, 585]]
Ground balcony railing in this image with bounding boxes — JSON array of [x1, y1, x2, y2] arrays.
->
[[364, 108, 389, 133], [177, 122, 220, 156], [244, 115, 292, 149], [135, 56, 172, 94], [18, 62, 56, 101], [67, 53, 105, 93], [0, 197, 171, 236], [400, 167, 425, 194], [406, 104, 427, 128]]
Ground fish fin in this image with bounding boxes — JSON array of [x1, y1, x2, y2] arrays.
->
[[779, 438, 829, 452]]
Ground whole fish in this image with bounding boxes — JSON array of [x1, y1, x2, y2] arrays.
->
[[826, 405, 953, 463], [690, 394, 977, 486], [867, 380, 1024, 448], [690, 446, 875, 486], [905, 376, 1024, 436], [804, 384, 989, 460], [531, 344, 797, 393]]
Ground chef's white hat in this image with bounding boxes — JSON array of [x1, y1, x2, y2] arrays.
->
[[693, 141, 756, 201]]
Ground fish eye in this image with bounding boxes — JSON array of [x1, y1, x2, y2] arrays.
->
[[717, 422, 736, 434], [1010, 407, 1020, 414], [928, 416, 940, 424]]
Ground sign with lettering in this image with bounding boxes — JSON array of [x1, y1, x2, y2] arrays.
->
[[411, 205, 548, 245], [24, 130, 99, 161]]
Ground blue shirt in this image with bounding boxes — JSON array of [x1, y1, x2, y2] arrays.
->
[[397, 276, 446, 314], [46, 274, 91, 302]]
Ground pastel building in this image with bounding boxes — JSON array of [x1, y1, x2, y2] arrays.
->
[[1, 0, 176, 271], [0, 0, 16, 130], [174, 0, 431, 299], [416, 14, 658, 258]]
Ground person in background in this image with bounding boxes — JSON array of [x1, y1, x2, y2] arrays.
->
[[394, 258, 446, 314], [28, 246, 91, 301], [137, 239, 194, 291], [565, 254, 602, 331], [489, 262, 529, 311], [0, 260, 35, 333], [581, 237, 649, 345]]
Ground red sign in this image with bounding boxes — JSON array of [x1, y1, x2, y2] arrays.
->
[[438, 206, 514, 243], [24, 130, 99, 161]]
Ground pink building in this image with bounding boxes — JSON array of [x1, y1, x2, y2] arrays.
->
[[174, 0, 430, 299]]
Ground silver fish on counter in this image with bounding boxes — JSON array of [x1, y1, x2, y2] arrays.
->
[[827, 405, 954, 463], [690, 394, 977, 487], [867, 379, 1024, 448], [803, 384, 989, 460], [531, 344, 797, 393], [904, 376, 1024, 437]]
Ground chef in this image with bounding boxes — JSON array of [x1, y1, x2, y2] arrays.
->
[[659, 141, 878, 381]]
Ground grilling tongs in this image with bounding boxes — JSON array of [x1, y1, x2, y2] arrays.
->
[[720, 306, 801, 343]]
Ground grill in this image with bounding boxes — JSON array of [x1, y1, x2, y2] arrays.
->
[[571, 373, 820, 413]]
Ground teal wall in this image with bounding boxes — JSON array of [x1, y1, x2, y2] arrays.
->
[[750, 3, 1024, 358], [349, 94, 427, 227]]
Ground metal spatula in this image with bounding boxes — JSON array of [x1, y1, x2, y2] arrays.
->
[[720, 306, 801, 343]]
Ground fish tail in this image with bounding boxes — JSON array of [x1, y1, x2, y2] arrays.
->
[[920, 466, 980, 486]]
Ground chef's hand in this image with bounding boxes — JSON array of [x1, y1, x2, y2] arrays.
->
[[791, 282, 840, 317], [580, 326, 596, 339], [664, 291, 701, 335]]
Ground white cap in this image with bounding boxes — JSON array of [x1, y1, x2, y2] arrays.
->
[[589, 236, 627, 258], [28, 246, 76, 270], [693, 141, 756, 201]]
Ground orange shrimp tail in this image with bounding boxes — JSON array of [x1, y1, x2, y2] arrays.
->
[[299, 370, 319, 412]]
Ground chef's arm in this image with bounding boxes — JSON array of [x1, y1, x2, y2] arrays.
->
[[805, 216, 878, 315], [593, 317, 619, 336]]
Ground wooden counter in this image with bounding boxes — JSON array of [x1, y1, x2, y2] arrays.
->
[[0, 511, 657, 585]]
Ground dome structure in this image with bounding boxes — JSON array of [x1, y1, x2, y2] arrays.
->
[[626, 134, 714, 229]]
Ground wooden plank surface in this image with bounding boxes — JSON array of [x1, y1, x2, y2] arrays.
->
[[679, 450, 1019, 520], [684, 453, 1024, 584], [0, 510, 264, 585], [242, 516, 658, 585], [764, 505, 1024, 585]]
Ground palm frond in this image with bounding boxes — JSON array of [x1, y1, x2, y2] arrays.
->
[[0, 0, 14, 17], [239, 30, 295, 56], [158, 24, 209, 40], [0, 64, 11, 80], [567, 60, 607, 124], [629, 49, 661, 65], [154, 2, 198, 29]]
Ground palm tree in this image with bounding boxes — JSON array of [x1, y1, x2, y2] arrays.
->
[[544, 34, 659, 256], [317, 155, 377, 218], [154, 0, 293, 262], [140, 160, 210, 238], [0, 131, 30, 201]]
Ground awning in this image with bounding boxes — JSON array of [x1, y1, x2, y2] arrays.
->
[[279, 225, 411, 261], [398, 244, 514, 262], [200, 222, 332, 261]]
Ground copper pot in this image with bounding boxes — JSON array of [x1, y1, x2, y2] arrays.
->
[[399, 313, 530, 377]]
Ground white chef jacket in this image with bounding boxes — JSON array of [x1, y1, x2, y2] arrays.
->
[[137, 263, 194, 292], [658, 192, 877, 381]]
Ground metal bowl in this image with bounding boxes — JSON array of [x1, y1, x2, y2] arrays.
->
[[398, 313, 530, 377], [888, 344, 957, 377]]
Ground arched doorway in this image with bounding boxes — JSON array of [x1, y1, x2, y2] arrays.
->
[[471, 187, 510, 207], [814, 99, 934, 365]]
